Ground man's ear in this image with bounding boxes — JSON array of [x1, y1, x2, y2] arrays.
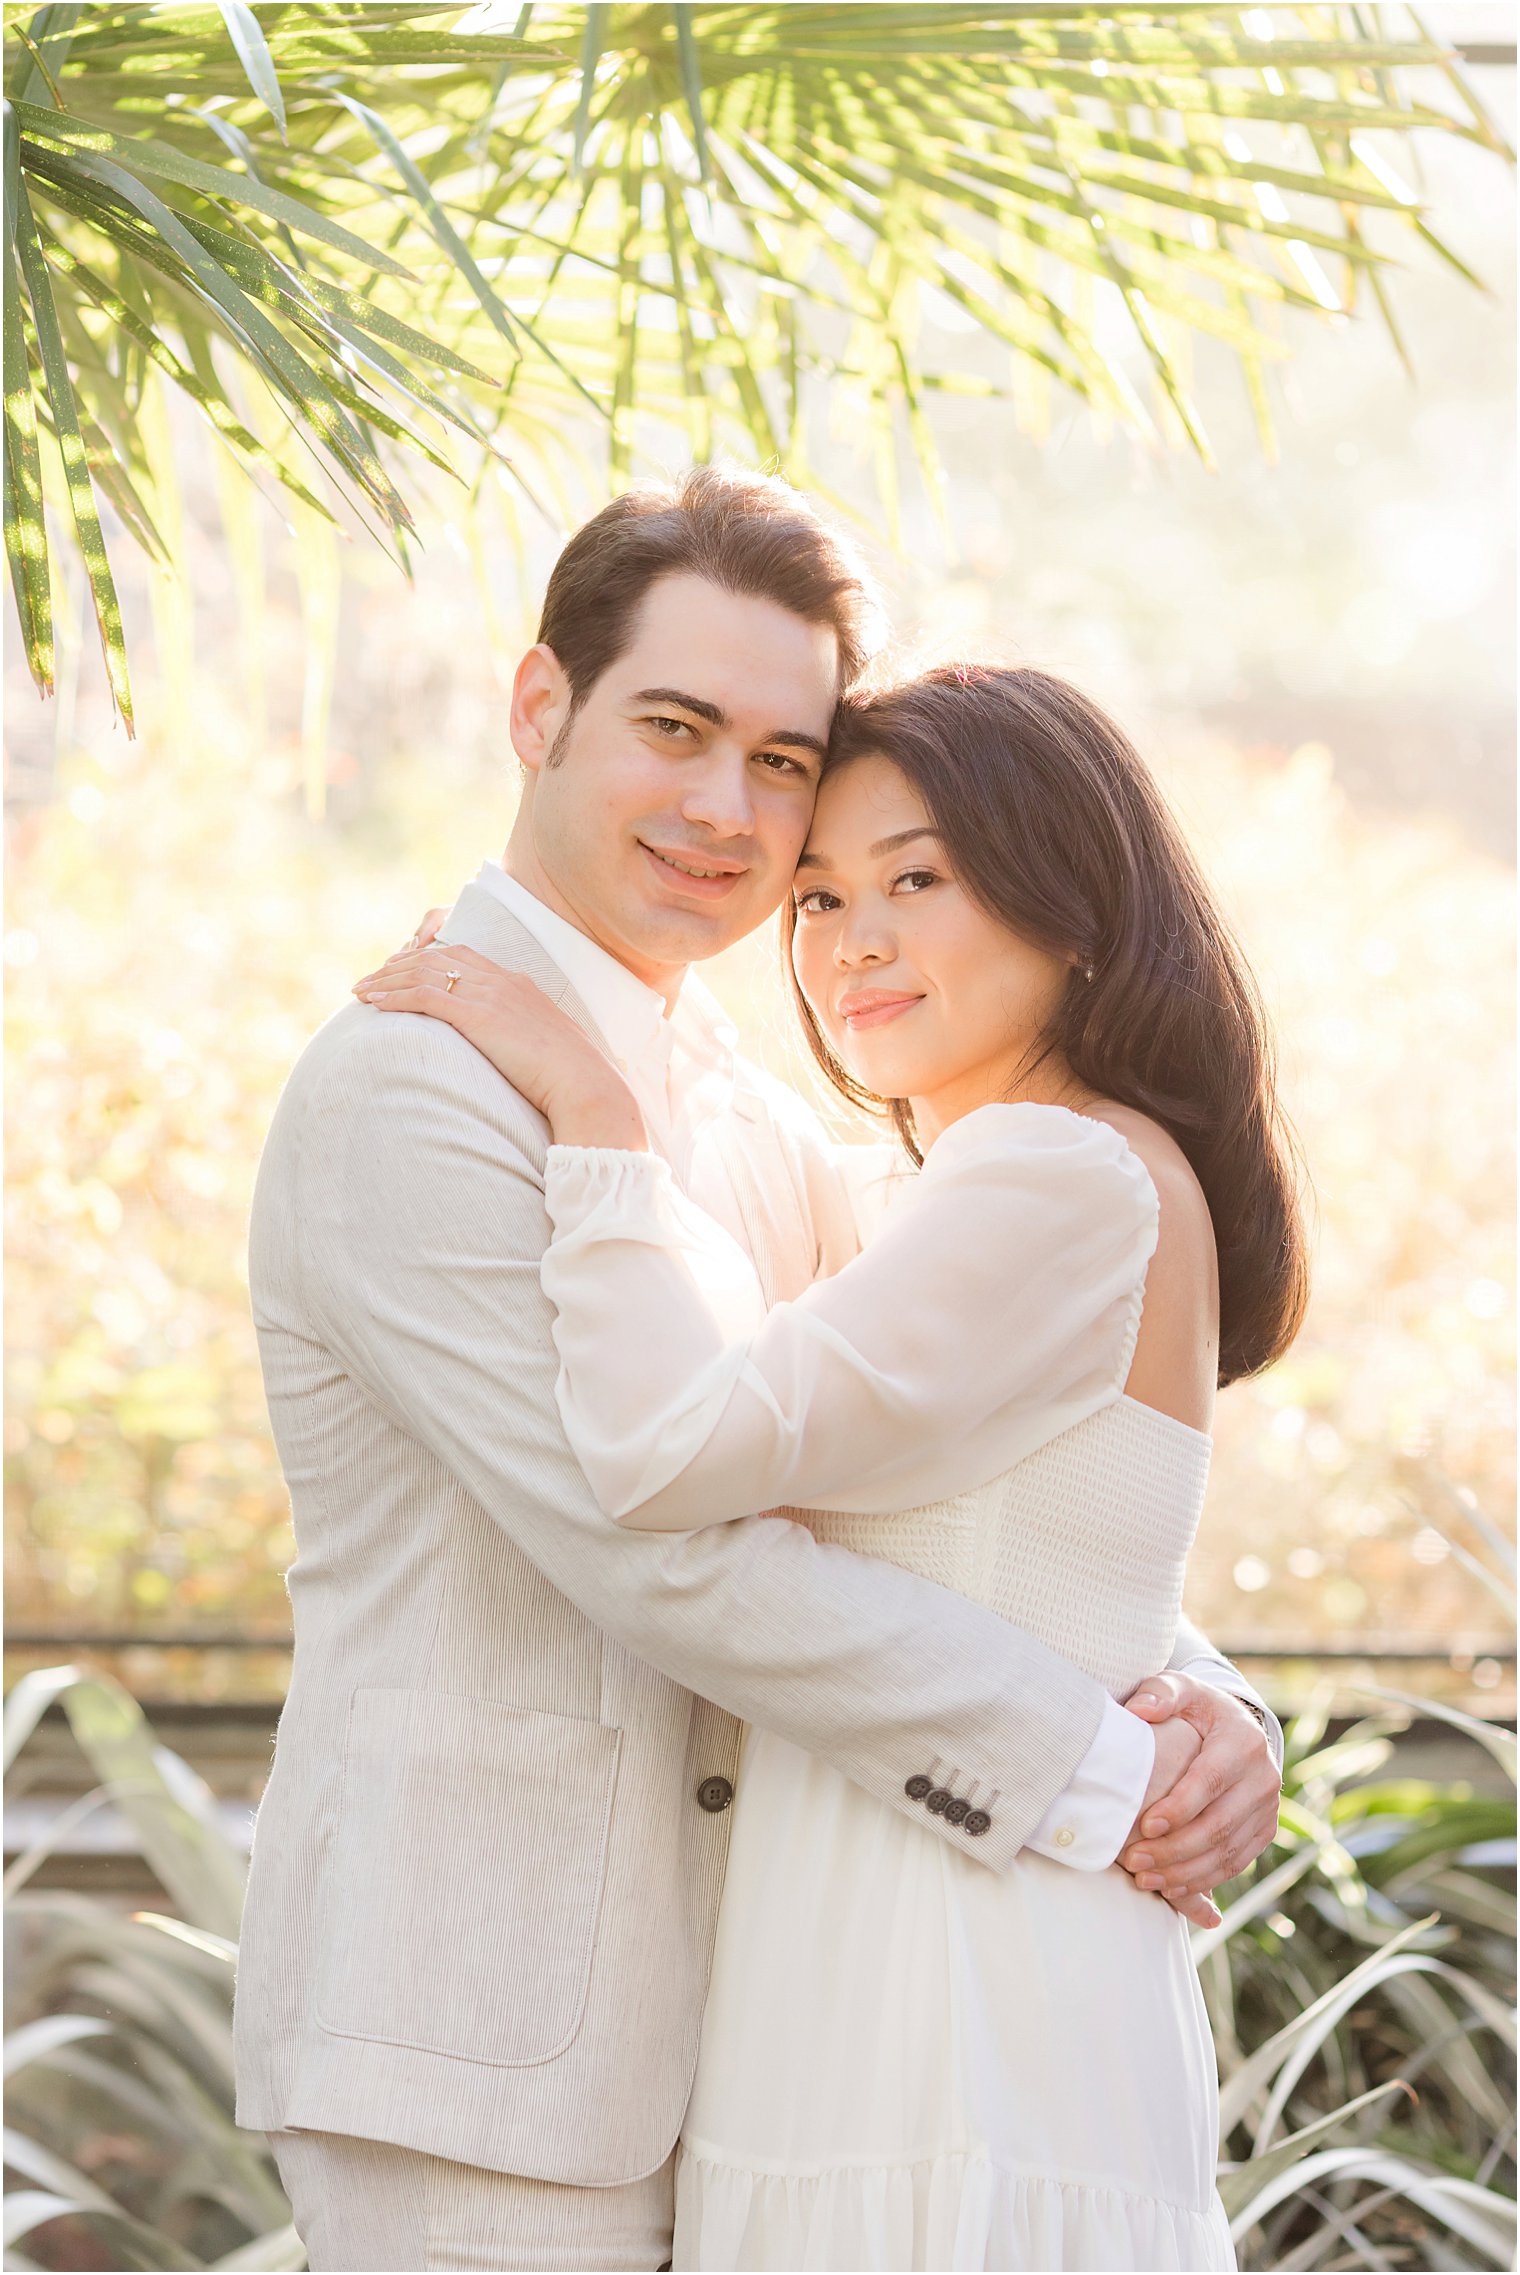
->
[[510, 643, 571, 775]]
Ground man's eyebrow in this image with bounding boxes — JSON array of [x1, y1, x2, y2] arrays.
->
[[795, 825, 939, 872], [631, 687, 827, 763], [631, 687, 728, 729]]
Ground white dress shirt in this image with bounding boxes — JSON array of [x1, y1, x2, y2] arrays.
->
[[474, 860, 1156, 1868]]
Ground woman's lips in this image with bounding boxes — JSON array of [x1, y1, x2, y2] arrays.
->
[[837, 992, 922, 1031], [639, 842, 746, 901]]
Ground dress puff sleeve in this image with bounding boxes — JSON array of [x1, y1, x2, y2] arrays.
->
[[541, 1102, 1160, 1533]]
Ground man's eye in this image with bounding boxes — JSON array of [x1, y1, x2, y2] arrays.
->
[[754, 751, 808, 777], [646, 715, 693, 739], [795, 888, 842, 914]]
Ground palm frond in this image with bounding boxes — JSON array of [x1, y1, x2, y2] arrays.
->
[[2, 2, 1510, 718]]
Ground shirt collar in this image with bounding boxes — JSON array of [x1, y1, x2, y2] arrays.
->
[[472, 862, 735, 1084]]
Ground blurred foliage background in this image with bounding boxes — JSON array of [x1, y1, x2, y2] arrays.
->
[[6, 5, 1514, 1707], [2, 5, 1515, 2270]]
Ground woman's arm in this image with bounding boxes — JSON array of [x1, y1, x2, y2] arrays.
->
[[540, 1115, 1156, 1528], [356, 938, 1160, 1534]]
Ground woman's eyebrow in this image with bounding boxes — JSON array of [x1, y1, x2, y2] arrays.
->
[[869, 826, 941, 856], [796, 826, 940, 872]]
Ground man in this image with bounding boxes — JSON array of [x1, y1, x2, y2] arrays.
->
[[235, 466, 1280, 2272]]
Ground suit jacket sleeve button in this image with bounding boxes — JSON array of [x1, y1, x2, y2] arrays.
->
[[697, 1776, 734, 1813], [904, 1775, 933, 1801], [925, 1787, 953, 1815], [943, 1797, 969, 1825], [963, 1808, 992, 1837]]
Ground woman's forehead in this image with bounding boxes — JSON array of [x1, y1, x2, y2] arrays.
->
[[807, 754, 927, 850]]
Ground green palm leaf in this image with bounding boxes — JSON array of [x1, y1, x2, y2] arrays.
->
[[4, 116, 54, 695], [11, 134, 131, 721], [2, 2, 1511, 723]]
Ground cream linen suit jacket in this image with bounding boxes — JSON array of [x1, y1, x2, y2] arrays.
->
[[234, 883, 1255, 2187]]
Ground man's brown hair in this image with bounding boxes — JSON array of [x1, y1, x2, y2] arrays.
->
[[536, 465, 879, 714]]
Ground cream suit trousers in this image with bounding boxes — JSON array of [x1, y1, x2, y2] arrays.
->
[[268, 2130, 675, 2271]]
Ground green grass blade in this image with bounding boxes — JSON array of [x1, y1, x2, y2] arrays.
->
[[1364, 1687, 1517, 1783], [211, 2224, 306, 2272], [3, 2011, 111, 2078], [1217, 2079, 1416, 2221], [29, 1669, 248, 1938]]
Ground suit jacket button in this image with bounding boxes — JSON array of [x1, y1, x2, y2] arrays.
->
[[925, 1787, 953, 1815], [943, 1797, 970, 1825], [963, 1808, 992, 1837], [904, 1775, 933, 1801], [697, 1776, 733, 1813]]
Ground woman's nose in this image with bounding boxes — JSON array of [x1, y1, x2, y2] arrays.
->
[[835, 909, 893, 966]]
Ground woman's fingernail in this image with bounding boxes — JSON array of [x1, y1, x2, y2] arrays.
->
[[1130, 1850, 1154, 1871], [1133, 1692, 1158, 1709], [1143, 1815, 1170, 1838], [1136, 1874, 1162, 1892]]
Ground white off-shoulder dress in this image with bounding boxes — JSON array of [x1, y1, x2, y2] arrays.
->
[[541, 1103, 1234, 2273]]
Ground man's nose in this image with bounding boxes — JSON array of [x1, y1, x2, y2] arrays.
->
[[680, 751, 756, 837]]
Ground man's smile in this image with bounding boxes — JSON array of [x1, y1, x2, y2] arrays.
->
[[639, 841, 749, 899]]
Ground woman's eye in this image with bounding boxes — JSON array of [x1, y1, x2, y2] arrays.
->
[[795, 888, 842, 915], [894, 867, 940, 893]]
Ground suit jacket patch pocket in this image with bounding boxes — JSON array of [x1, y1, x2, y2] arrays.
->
[[314, 1687, 622, 2066]]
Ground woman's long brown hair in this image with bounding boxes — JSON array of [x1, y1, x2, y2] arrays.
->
[[783, 664, 1310, 1386]]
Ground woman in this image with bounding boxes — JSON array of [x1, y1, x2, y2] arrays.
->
[[355, 664, 1308, 2272]]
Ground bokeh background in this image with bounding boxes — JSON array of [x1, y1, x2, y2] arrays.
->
[[6, 18, 1513, 1715], [2, 6, 1515, 2268]]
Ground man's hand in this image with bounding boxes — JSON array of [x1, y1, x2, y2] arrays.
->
[[1118, 1672, 1280, 1918], [1123, 1716, 1218, 1929]]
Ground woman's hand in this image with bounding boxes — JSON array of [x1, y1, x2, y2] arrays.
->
[[353, 940, 649, 1152], [1120, 1713, 1219, 1927], [1119, 1673, 1282, 1925]]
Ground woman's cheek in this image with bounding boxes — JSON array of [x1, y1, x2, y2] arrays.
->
[[791, 930, 830, 1025]]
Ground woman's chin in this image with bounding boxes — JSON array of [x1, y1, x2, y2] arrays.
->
[[836, 1040, 924, 1101]]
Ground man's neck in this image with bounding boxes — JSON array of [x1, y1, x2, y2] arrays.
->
[[498, 847, 687, 1012]]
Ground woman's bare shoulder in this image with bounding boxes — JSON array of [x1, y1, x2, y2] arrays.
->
[[1081, 1101, 1219, 1426], [1082, 1102, 1212, 1246]]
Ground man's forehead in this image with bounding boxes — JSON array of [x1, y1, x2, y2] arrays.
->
[[615, 576, 839, 717]]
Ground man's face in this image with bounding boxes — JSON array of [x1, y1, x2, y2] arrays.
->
[[508, 573, 838, 992]]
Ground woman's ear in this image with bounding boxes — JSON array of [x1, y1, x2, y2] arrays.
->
[[510, 643, 571, 776]]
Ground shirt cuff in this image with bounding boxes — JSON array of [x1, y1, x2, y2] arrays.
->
[[1025, 1695, 1155, 1870]]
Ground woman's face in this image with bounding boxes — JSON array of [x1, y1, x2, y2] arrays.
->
[[790, 755, 1076, 1142]]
